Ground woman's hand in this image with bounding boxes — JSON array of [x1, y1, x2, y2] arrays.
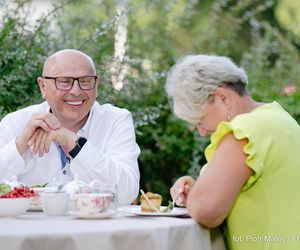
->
[[170, 176, 195, 207]]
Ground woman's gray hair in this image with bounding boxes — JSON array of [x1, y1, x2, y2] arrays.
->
[[165, 54, 248, 123]]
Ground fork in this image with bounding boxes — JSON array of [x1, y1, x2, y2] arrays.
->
[[172, 194, 179, 209], [172, 188, 183, 208]]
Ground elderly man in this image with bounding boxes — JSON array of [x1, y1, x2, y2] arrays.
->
[[0, 49, 140, 204]]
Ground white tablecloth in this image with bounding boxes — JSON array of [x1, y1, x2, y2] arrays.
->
[[0, 206, 215, 250]]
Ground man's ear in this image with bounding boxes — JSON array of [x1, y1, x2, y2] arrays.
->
[[37, 77, 46, 99], [95, 76, 100, 97]]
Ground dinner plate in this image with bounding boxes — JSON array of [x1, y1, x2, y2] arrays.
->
[[69, 210, 117, 219], [127, 206, 189, 217]]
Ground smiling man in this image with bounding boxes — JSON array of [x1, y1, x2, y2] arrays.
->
[[0, 49, 140, 204]]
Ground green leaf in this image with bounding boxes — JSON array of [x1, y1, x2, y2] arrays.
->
[[162, 200, 174, 213]]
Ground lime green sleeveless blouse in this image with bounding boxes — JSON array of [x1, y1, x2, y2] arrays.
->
[[204, 102, 300, 250]]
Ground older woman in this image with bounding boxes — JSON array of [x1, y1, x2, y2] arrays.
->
[[166, 55, 300, 250]]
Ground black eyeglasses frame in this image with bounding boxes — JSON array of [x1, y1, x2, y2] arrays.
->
[[41, 76, 99, 90]]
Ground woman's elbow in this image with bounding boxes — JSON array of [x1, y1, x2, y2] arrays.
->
[[187, 198, 226, 228]]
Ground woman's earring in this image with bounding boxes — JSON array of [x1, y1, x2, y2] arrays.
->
[[226, 113, 231, 121]]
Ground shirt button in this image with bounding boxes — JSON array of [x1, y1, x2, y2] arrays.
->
[[63, 170, 67, 175]]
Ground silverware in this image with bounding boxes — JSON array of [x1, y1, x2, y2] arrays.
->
[[172, 193, 180, 208]]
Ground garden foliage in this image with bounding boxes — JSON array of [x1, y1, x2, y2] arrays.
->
[[0, 0, 299, 203]]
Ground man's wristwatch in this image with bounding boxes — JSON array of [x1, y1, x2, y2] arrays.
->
[[68, 137, 87, 158]]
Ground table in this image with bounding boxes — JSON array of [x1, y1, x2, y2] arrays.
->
[[0, 206, 219, 250]]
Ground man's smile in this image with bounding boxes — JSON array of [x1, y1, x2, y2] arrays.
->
[[64, 100, 84, 105]]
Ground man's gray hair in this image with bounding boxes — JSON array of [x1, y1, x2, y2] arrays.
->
[[165, 54, 248, 123]]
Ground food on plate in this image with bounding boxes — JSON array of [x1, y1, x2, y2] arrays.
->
[[162, 200, 174, 212], [0, 185, 37, 198], [0, 183, 35, 217], [0, 183, 12, 196], [140, 192, 162, 212], [31, 183, 49, 188]]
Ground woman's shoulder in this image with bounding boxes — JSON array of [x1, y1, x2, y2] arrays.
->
[[232, 101, 297, 132]]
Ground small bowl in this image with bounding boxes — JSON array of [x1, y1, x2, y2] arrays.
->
[[73, 193, 114, 214], [40, 192, 70, 216], [0, 198, 31, 218]]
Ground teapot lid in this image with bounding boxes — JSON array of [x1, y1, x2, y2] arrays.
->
[[62, 175, 91, 194]]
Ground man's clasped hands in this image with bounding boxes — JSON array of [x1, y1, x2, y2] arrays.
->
[[16, 113, 78, 157]]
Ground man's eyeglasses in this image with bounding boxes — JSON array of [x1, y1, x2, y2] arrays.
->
[[42, 76, 98, 91]]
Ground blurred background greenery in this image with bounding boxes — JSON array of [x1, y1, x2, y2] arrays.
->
[[0, 0, 299, 204]]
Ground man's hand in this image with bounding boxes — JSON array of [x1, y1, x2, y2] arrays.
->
[[170, 176, 195, 207], [28, 127, 78, 157], [16, 113, 61, 155]]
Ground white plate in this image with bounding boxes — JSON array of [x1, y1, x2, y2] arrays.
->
[[69, 210, 117, 219], [127, 206, 189, 217]]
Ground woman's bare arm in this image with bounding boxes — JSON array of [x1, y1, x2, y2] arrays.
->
[[187, 133, 253, 228]]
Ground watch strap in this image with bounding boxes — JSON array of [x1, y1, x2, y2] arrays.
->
[[68, 137, 87, 158]]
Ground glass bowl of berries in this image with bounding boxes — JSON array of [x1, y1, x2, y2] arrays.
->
[[0, 183, 37, 218]]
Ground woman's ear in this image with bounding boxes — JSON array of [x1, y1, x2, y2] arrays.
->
[[37, 77, 46, 99], [214, 86, 232, 110]]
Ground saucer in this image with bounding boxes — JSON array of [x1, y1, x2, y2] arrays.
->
[[69, 210, 117, 219]]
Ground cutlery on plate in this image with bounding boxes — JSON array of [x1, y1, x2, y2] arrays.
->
[[172, 188, 183, 208], [172, 194, 179, 208], [162, 189, 183, 213]]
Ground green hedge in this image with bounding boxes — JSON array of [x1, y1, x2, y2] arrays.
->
[[0, 0, 299, 203]]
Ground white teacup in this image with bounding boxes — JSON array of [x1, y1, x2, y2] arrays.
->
[[74, 193, 113, 214], [89, 182, 118, 210], [40, 192, 69, 216]]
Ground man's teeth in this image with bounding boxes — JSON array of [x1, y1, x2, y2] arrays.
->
[[65, 101, 83, 105]]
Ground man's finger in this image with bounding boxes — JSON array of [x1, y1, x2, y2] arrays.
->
[[38, 131, 48, 157], [44, 131, 55, 153], [32, 129, 43, 155]]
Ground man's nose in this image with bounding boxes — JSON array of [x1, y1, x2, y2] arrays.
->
[[69, 80, 82, 95]]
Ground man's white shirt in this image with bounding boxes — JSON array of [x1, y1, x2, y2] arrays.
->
[[0, 101, 140, 204]]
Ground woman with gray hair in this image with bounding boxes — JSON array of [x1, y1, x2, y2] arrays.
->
[[166, 54, 300, 250]]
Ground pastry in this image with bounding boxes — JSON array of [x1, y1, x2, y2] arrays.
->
[[140, 192, 162, 212]]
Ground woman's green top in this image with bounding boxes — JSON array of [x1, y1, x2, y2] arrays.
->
[[204, 102, 300, 250]]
